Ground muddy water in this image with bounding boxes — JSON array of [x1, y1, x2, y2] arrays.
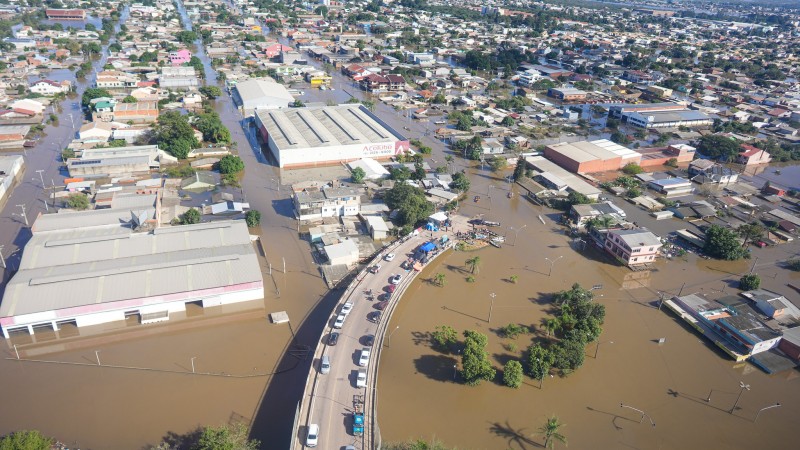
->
[[377, 169, 800, 449]]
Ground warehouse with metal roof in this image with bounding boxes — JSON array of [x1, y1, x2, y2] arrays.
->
[[254, 104, 409, 168], [544, 139, 642, 173], [231, 78, 294, 117], [0, 221, 264, 338]]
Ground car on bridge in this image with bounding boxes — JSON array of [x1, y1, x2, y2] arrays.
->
[[390, 274, 402, 285], [306, 424, 319, 447], [368, 264, 382, 273], [384, 253, 396, 261], [368, 311, 381, 323], [359, 348, 371, 366], [333, 314, 346, 329], [356, 369, 367, 388], [352, 409, 364, 436], [341, 301, 354, 316], [328, 332, 339, 346]]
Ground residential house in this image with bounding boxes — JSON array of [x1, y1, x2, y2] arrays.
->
[[96, 70, 139, 89], [169, 49, 192, 66], [160, 67, 199, 90], [29, 79, 71, 96], [294, 186, 361, 221], [604, 228, 662, 267], [106, 101, 159, 124], [45, 9, 86, 20], [737, 144, 772, 165], [648, 177, 694, 197], [0, 125, 30, 148]]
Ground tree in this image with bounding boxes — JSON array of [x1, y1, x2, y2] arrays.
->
[[195, 112, 231, 144], [218, 155, 244, 174], [0, 430, 52, 450], [526, 343, 553, 381], [67, 193, 89, 210], [737, 222, 764, 248], [450, 172, 470, 193], [622, 163, 643, 175], [788, 259, 800, 271], [81, 87, 111, 107], [665, 157, 678, 167], [465, 256, 481, 274], [199, 86, 223, 99], [704, 225, 750, 260], [431, 325, 458, 351], [193, 423, 260, 450], [244, 210, 261, 227], [610, 130, 632, 145], [695, 135, 742, 161], [433, 272, 446, 287], [551, 335, 586, 373], [567, 191, 591, 205], [489, 157, 507, 172], [512, 157, 526, 181], [122, 95, 137, 103], [739, 274, 761, 291], [538, 416, 567, 449], [543, 318, 561, 338], [175, 30, 198, 45], [181, 208, 201, 225], [500, 116, 515, 126], [384, 183, 434, 227], [461, 330, 496, 385], [154, 111, 198, 159], [503, 360, 524, 388], [509, 275, 519, 283], [455, 115, 472, 132], [351, 167, 366, 183]]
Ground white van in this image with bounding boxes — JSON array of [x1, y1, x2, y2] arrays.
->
[[320, 355, 331, 374]]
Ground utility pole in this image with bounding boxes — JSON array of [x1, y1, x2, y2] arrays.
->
[[283, 257, 286, 274], [749, 256, 759, 275], [730, 381, 751, 414], [16, 204, 28, 226], [488, 292, 496, 323]]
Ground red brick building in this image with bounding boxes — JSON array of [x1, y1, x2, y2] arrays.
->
[[45, 9, 86, 20]]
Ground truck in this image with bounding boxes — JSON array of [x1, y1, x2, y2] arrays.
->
[[352, 407, 364, 436]]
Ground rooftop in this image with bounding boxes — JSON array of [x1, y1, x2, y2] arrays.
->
[[256, 104, 405, 151]]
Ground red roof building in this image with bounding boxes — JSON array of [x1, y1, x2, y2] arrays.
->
[[738, 144, 772, 166], [45, 9, 86, 20]]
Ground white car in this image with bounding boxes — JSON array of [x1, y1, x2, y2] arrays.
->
[[391, 274, 402, 285], [356, 369, 367, 388], [306, 424, 319, 447], [359, 347, 371, 366], [384, 253, 395, 262], [333, 314, 346, 329], [341, 301, 354, 316]]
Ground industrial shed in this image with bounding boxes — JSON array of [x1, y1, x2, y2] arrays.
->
[[254, 104, 409, 169], [0, 221, 264, 338]]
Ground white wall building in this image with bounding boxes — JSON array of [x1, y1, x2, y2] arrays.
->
[[255, 104, 409, 168]]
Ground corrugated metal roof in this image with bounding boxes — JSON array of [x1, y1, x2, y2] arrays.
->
[[0, 221, 261, 318]]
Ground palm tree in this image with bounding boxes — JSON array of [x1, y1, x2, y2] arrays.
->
[[465, 256, 481, 274], [543, 318, 561, 338], [433, 272, 446, 287], [538, 415, 567, 449]]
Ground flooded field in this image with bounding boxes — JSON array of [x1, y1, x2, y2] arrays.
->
[[377, 168, 800, 450]]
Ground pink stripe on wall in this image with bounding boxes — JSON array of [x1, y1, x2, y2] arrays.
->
[[0, 281, 263, 326]]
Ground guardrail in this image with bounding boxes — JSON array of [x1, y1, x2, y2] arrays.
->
[[296, 234, 416, 449], [367, 240, 454, 449]]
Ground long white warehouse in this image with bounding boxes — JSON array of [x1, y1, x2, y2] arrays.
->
[[254, 104, 409, 168], [0, 221, 264, 338]]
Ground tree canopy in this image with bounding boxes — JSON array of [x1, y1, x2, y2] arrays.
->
[[195, 111, 231, 144], [81, 87, 111, 108], [154, 111, 199, 159], [460, 330, 496, 385], [384, 183, 434, 227], [217, 155, 244, 174], [0, 430, 52, 450], [695, 135, 742, 161], [704, 224, 750, 260]]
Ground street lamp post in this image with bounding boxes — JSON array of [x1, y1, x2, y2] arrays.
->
[[544, 256, 563, 277], [488, 293, 496, 323], [509, 224, 527, 246], [191, 356, 197, 374], [620, 402, 656, 427], [453, 364, 457, 381], [729, 381, 751, 414], [95, 350, 101, 366], [386, 325, 400, 347], [754, 402, 781, 423], [35, 169, 45, 189], [16, 204, 29, 226]]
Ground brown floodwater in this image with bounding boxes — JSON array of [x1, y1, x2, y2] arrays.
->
[[376, 168, 800, 450]]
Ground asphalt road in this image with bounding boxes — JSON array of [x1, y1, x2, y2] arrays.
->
[[303, 233, 434, 450]]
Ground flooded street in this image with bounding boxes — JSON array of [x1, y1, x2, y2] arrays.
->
[[377, 168, 800, 449]]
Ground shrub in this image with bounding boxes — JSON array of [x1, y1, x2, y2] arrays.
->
[[181, 208, 201, 225], [165, 165, 195, 178], [217, 155, 245, 174], [788, 259, 800, 271], [245, 210, 261, 227], [499, 323, 528, 339], [739, 274, 761, 291], [67, 193, 89, 210], [466, 276, 476, 283], [503, 360, 524, 388], [431, 325, 458, 351], [622, 163, 643, 175]]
